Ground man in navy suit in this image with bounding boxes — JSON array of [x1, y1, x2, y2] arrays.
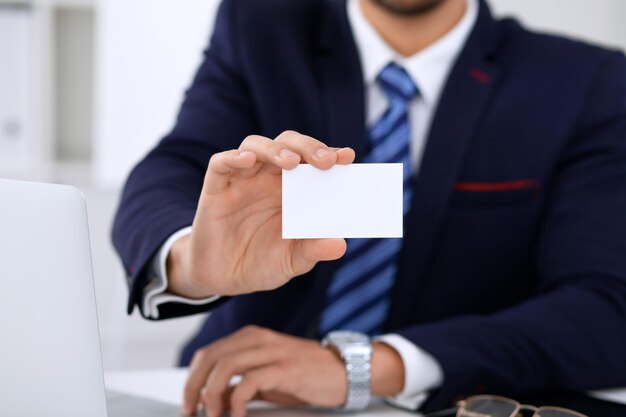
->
[[113, 0, 626, 415]]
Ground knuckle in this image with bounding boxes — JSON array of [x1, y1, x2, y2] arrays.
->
[[240, 135, 258, 148], [239, 325, 276, 343], [215, 357, 233, 373], [192, 346, 212, 364], [192, 347, 207, 362], [207, 150, 238, 171], [241, 324, 260, 334], [256, 327, 274, 343], [306, 142, 326, 155], [202, 387, 219, 401], [207, 152, 222, 168], [275, 130, 298, 141]]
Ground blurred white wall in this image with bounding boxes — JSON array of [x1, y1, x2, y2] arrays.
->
[[490, 0, 626, 50], [94, 0, 221, 188]]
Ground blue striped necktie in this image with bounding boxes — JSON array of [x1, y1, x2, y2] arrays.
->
[[318, 62, 419, 337]]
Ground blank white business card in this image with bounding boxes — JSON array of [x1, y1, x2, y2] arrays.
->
[[282, 163, 403, 239]]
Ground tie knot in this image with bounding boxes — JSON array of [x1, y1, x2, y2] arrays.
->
[[377, 62, 419, 103]]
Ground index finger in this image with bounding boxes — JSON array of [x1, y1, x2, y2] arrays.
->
[[330, 147, 356, 165], [203, 150, 257, 195], [274, 130, 338, 170]]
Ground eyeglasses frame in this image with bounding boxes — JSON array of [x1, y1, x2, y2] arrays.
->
[[455, 395, 588, 417]]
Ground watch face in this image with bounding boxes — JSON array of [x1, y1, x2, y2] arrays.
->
[[329, 330, 369, 345]]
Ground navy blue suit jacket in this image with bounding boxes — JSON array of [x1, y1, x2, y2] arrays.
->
[[113, 0, 626, 411]]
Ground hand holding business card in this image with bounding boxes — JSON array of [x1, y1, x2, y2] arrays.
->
[[282, 163, 404, 239], [165, 127, 403, 301]]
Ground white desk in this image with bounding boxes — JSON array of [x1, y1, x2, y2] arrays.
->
[[105, 368, 411, 416], [105, 368, 626, 416]]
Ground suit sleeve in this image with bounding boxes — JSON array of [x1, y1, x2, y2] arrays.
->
[[399, 51, 626, 412], [112, 0, 255, 318]]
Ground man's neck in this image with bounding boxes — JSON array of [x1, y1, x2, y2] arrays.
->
[[359, 0, 468, 57]]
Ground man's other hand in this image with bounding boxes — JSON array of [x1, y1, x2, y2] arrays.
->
[[167, 130, 355, 299], [181, 326, 405, 417]]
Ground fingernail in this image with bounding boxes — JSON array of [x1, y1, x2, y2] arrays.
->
[[316, 148, 332, 159], [279, 148, 298, 159], [239, 151, 254, 158]]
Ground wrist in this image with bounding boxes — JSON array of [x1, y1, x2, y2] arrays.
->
[[166, 235, 213, 299], [322, 331, 372, 410], [371, 341, 405, 397]]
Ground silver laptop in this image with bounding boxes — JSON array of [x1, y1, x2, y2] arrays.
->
[[0, 179, 180, 417]]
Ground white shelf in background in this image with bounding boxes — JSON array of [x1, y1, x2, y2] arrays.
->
[[0, 6, 39, 174]]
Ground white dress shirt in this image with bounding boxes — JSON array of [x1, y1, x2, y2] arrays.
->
[[143, 0, 478, 409]]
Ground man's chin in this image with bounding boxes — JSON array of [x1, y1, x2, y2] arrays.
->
[[369, 0, 446, 16]]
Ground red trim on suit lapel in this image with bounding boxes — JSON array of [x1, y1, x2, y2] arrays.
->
[[470, 67, 492, 84], [454, 179, 541, 192]]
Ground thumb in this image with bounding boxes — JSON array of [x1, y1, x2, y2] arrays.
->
[[290, 238, 347, 276]]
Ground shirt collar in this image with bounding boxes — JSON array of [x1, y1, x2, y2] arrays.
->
[[348, 0, 479, 106]]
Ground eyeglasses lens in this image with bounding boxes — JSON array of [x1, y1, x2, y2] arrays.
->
[[465, 398, 520, 417], [463, 398, 519, 417]]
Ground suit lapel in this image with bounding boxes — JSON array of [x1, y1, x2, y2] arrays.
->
[[315, 0, 366, 157], [387, 1, 503, 329]]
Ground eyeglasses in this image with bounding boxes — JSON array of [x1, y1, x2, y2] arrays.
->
[[456, 395, 588, 417]]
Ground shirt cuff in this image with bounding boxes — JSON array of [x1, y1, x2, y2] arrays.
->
[[142, 226, 221, 319], [375, 333, 444, 410]]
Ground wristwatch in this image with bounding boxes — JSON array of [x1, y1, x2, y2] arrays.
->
[[322, 330, 373, 411]]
